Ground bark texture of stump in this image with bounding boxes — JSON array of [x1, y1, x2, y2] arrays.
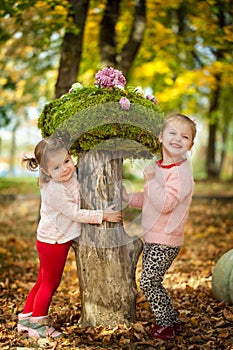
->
[[73, 150, 142, 327]]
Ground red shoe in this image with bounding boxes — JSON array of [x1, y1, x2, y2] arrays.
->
[[151, 324, 175, 340], [174, 321, 182, 333]]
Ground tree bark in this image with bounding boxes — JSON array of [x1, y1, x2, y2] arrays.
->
[[206, 4, 228, 179], [118, 0, 146, 77], [100, 0, 146, 78], [55, 0, 89, 98], [206, 123, 218, 178], [206, 73, 221, 179], [9, 120, 19, 176], [218, 127, 228, 177], [73, 150, 142, 327], [99, 0, 120, 68]]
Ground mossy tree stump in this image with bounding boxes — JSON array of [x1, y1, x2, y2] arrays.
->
[[38, 75, 163, 327]]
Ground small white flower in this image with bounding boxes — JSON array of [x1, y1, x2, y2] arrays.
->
[[115, 84, 125, 90], [134, 86, 144, 95], [69, 82, 83, 93]]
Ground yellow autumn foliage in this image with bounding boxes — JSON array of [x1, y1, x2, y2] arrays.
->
[[34, 1, 49, 9], [223, 26, 233, 42], [139, 61, 171, 78], [157, 69, 218, 104]]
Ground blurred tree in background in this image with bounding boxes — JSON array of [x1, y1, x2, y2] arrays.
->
[[0, 0, 232, 179]]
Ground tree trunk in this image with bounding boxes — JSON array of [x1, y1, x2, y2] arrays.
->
[[118, 0, 146, 77], [218, 127, 228, 178], [100, 0, 146, 78], [73, 150, 142, 327], [206, 73, 221, 179], [55, 0, 89, 98], [99, 0, 120, 68], [206, 123, 218, 179], [9, 121, 19, 176]]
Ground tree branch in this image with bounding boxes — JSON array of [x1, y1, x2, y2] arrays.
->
[[119, 0, 146, 77]]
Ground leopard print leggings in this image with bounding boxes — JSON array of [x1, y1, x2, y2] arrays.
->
[[140, 242, 181, 327]]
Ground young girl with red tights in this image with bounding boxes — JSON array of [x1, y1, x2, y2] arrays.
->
[[18, 136, 121, 338]]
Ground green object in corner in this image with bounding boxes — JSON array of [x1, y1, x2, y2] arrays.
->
[[212, 249, 233, 305]]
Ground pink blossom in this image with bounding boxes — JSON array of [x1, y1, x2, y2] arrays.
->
[[95, 67, 126, 89], [146, 94, 157, 104], [119, 97, 130, 111]]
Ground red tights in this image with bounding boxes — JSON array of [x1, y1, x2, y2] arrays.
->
[[23, 240, 71, 317]]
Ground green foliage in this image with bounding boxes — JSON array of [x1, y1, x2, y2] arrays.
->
[[0, 177, 39, 195], [0, 105, 13, 128], [38, 86, 164, 158]]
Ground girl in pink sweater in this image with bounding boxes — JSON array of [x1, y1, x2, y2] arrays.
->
[[123, 114, 197, 340], [18, 136, 121, 338]]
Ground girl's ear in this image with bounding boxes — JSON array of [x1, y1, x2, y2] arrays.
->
[[188, 141, 194, 151], [40, 167, 49, 176]]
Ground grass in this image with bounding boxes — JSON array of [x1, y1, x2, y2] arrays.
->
[[0, 176, 39, 196], [0, 176, 232, 198]]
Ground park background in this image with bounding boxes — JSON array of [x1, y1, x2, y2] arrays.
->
[[0, 1, 233, 349], [0, 0, 232, 180]]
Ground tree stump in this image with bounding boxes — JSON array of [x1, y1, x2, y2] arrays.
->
[[73, 150, 142, 327]]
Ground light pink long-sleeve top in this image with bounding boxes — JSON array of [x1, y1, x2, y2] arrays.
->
[[128, 159, 194, 247], [37, 172, 103, 244]]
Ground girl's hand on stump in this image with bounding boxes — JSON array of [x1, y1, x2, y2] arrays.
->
[[103, 205, 122, 222]]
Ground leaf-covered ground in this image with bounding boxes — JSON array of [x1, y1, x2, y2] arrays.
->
[[0, 182, 233, 350]]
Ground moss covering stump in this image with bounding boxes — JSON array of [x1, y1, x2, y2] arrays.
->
[[38, 68, 164, 159]]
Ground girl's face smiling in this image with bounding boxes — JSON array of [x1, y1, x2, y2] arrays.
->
[[44, 149, 75, 182], [159, 119, 194, 164]]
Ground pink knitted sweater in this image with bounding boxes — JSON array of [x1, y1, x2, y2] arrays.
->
[[128, 159, 194, 247], [37, 172, 103, 244]]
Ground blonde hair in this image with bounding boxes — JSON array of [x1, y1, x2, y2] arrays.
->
[[22, 136, 67, 184]]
